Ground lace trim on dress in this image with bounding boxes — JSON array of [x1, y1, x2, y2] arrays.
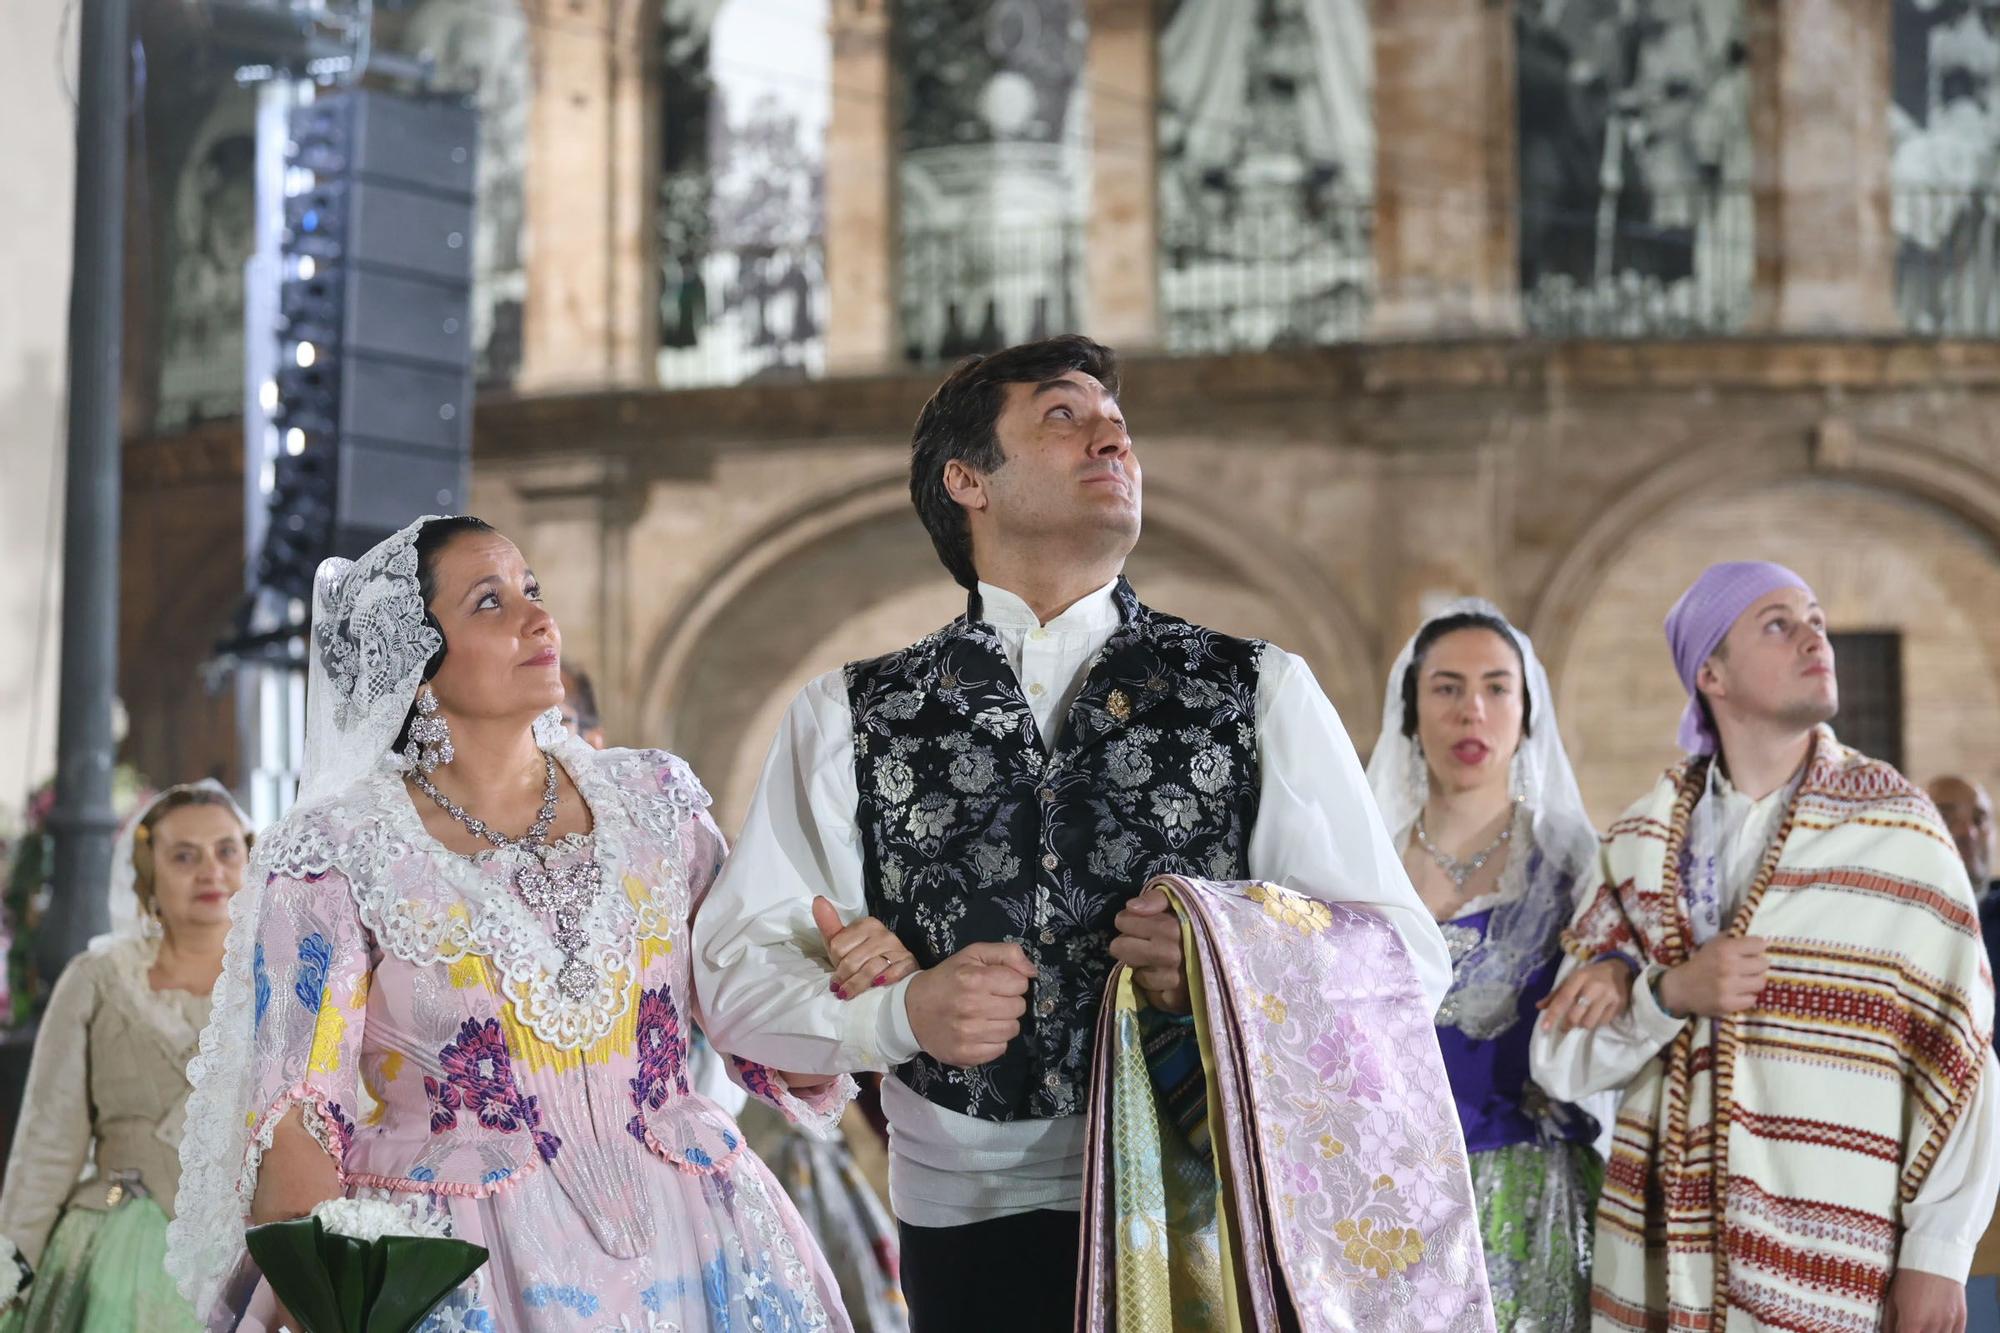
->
[[90, 935, 210, 1064], [260, 737, 708, 1053], [1428, 810, 1586, 1041]]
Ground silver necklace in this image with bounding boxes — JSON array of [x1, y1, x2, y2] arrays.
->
[[1414, 800, 1520, 893], [410, 752, 603, 1001]]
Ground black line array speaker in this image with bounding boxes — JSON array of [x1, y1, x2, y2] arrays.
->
[[255, 89, 477, 601]]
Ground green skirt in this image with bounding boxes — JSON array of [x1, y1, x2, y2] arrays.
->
[[0, 1198, 201, 1333], [1467, 1139, 1603, 1333]]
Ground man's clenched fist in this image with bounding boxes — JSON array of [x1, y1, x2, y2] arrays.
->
[[905, 942, 1037, 1067], [1111, 885, 1189, 1014], [1658, 935, 1770, 1018]]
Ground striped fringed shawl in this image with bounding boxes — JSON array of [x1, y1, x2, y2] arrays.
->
[[1564, 728, 1991, 1332]]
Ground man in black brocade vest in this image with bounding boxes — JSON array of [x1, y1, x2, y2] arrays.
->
[[695, 336, 1448, 1332]]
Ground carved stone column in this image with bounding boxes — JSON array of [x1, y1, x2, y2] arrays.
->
[[1369, 0, 1521, 336], [825, 0, 901, 373], [1084, 0, 1160, 349], [519, 0, 658, 390], [1746, 0, 1897, 331]]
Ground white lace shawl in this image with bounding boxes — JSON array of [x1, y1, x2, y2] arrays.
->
[[165, 733, 712, 1319]]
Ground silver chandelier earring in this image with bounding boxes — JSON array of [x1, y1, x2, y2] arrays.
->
[[409, 686, 455, 774], [1406, 734, 1431, 808]]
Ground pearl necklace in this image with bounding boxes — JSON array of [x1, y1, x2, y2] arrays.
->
[[410, 752, 603, 1001]]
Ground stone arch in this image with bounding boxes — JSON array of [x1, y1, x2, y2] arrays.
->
[[635, 469, 1377, 828], [1528, 426, 2000, 679], [1529, 426, 2000, 824]]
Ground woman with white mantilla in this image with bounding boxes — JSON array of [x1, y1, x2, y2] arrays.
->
[[168, 515, 873, 1331], [1366, 600, 1616, 1332]]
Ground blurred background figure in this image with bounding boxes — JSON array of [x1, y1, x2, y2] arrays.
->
[[0, 782, 252, 1331], [1932, 773, 2000, 1333], [558, 661, 608, 750], [1932, 774, 1998, 904]]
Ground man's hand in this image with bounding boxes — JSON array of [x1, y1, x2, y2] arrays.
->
[[1111, 886, 1189, 1014], [904, 942, 1036, 1067], [812, 896, 918, 999], [1884, 1269, 1966, 1333], [1657, 936, 1770, 1018], [1537, 958, 1635, 1034]]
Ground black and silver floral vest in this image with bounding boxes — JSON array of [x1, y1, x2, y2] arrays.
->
[[845, 578, 1263, 1121]]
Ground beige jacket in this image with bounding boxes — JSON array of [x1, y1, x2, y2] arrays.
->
[[0, 936, 209, 1265]]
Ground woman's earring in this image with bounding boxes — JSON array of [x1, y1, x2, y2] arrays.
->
[[409, 687, 455, 775], [140, 900, 164, 942], [1407, 735, 1431, 808]]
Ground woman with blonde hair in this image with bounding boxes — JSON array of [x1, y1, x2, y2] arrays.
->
[[0, 780, 254, 1330]]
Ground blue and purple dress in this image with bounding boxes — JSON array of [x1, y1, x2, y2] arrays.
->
[[1429, 817, 1601, 1333]]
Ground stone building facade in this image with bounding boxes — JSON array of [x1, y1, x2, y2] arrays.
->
[[124, 0, 2000, 832]]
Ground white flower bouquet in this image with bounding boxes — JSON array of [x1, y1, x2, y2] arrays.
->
[[0, 1234, 29, 1309], [244, 1197, 487, 1333]]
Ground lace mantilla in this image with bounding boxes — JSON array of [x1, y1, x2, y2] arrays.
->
[[313, 525, 442, 732], [299, 516, 447, 807]]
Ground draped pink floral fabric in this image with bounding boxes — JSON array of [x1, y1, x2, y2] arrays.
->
[[1080, 876, 1494, 1332]]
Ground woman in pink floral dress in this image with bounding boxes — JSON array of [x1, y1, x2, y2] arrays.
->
[[169, 516, 898, 1332]]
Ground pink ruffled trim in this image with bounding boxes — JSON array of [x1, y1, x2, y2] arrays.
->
[[249, 1082, 352, 1186], [343, 1161, 542, 1198], [630, 1118, 748, 1177]]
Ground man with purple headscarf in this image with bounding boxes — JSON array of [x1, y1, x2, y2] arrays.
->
[[1530, 561, 2000, 1333]]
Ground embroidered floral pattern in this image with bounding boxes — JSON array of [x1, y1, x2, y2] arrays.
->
[[425, 1018, 561, 1162], [846, 579, 1263, 1121], [1188, 744, 1232, 795], [872, 757, 914, 805], [253, 942, 272, 1031], [1249, 881, 1333, 935], [624, 984, 691, 1143], [1308, 1014, 1387, 1103], [311, 1098, 357, 1159], [1335, 1217, 1427, 1278], [295, 932, 332, 1012], [731, 1057, 779, 1104]]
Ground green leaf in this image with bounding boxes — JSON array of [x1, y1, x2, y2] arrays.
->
[[245, 1218, 345, 1333], [364, 1236, 489, 1333], [315, 1232, 377, 1333]]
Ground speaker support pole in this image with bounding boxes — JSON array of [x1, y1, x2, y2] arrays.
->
[[40, 0, 131, 986]]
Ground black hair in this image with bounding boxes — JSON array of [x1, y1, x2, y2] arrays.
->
[[1397, 611, 1534, 739], [908, 334, 1121, 590], [391, 515, 498, 753]]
